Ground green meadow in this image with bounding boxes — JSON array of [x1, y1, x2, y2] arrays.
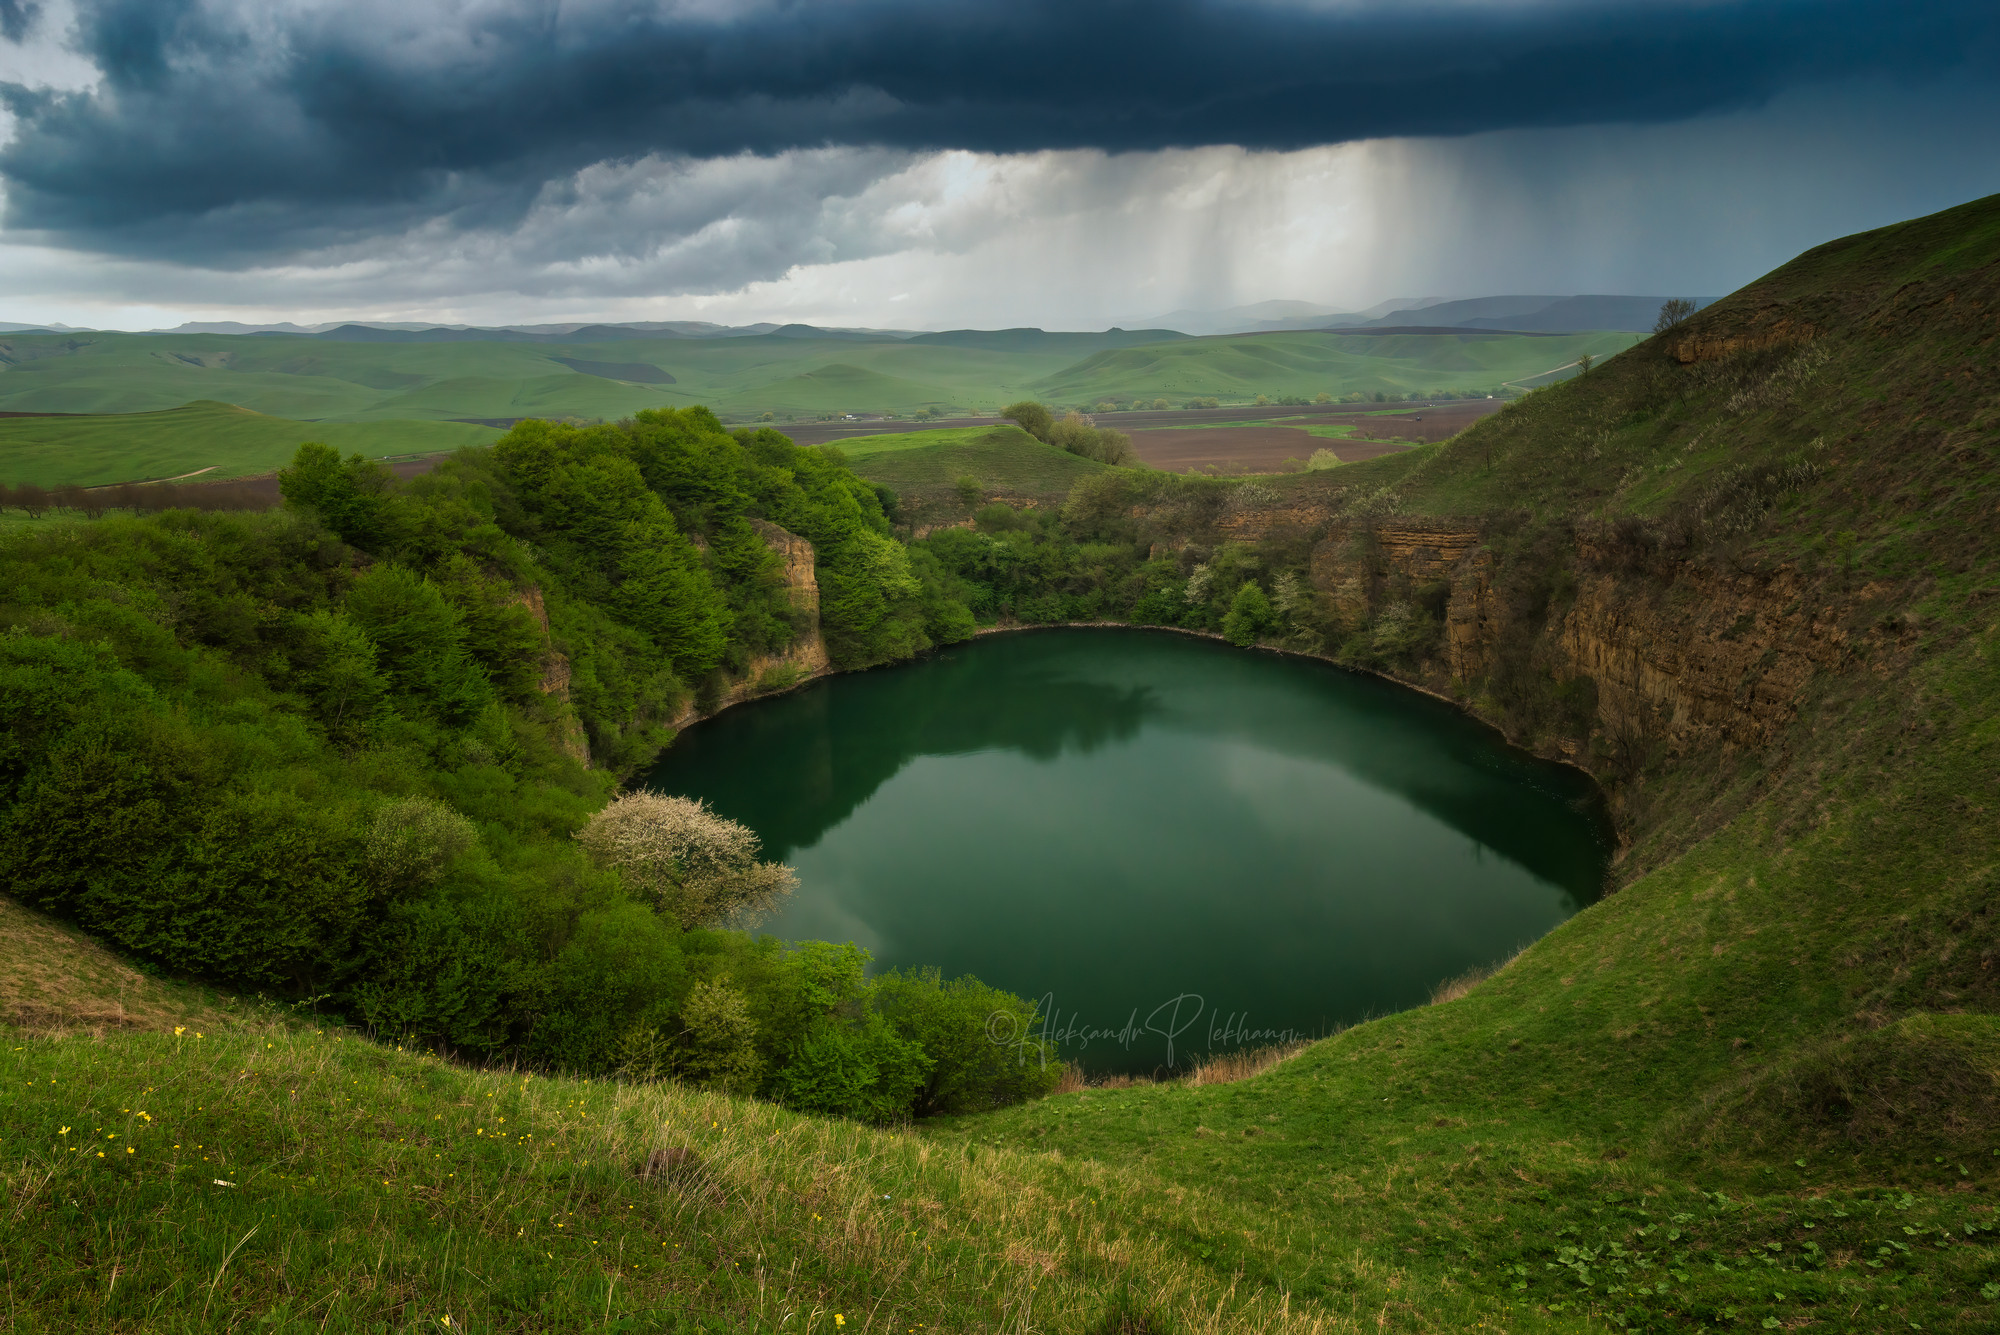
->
[[1030, 330, 1640, 403], [831, 424, 1117, 513], [0, 401, 501, 487], [1, 327, 1631, 427]]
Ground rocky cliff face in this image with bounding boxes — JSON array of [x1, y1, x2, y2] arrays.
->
[[667, 521, 831, 729], [745, 519, 830, 682], [513, 584, 591, 766], [1299, 514, 1858, 763], [527, 521, 831, 756]]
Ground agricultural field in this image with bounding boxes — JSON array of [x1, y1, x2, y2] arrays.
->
[[0, 401, 499, 488], [0, 327, 1637, 441], [1119, 400, 1502, 472]]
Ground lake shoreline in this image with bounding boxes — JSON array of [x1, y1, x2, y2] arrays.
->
[[670, 617, 1604, 797]]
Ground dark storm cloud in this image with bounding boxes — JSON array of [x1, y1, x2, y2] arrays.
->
[[0, 0, 40, 44], [2, 0, 1995, 260]]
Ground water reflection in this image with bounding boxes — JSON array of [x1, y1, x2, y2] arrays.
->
[[643, 628, 1611, 1072], [653, 640, 1160, 862]]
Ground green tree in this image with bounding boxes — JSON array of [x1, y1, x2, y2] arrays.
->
[[279, 442, 400, 548], [1000, 401, 1053, 442], [282, 610, 387, 745], [342, 565, 495, 727], [1223, 581, 1273, 646]]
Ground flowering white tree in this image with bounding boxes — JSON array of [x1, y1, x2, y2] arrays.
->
[[577, 792, 797, 929]]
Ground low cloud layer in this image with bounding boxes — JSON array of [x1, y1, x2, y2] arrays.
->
[[2, 0, 1995, 263]]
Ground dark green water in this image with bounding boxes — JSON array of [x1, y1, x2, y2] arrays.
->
[[643, 629, 1610, 1074]]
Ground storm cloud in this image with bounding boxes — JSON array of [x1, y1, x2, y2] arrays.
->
[[2, 0, 1996, 261]]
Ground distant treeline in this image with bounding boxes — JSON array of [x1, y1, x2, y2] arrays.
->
[[1080, 389, 1501, 413], [0, 408, 1052, 1122]]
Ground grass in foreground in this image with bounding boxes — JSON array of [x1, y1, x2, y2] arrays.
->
[[4, 1012, 1440, 1334]]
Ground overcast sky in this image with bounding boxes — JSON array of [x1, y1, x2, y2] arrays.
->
[[1, 0, 1996, 330]]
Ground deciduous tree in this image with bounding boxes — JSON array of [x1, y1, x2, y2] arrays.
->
[[578, 791, 797, 928]]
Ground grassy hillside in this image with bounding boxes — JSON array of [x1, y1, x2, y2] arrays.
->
[[1032, 330, 1641, 403], [1, 980, 1409, 1333], [0, 895, 243, 1033], [836, 424, 1116, 518], [0, 401, 500, 486], [4, 198, 1997, 1333]]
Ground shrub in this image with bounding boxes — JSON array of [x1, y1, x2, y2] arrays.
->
[[665, 979, 765, 1095], [4, 719, 374, 989], [528, 898, 688, 1072], [1222, 581, 1273, 646], [365, 796, 480, 894], [1000, 401, 1053, 442], [772, 1014, 933, 1124], [1047, 412, 1138, 465], [343, 565, 495, 727], [870, 967, 1062, 1115], [349, 890, 522, 1053], [577, 791, 797, 928]]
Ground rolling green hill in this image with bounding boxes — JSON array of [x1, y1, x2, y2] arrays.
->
[[832, 424, 1115, 521], [0, 401, 501, 487], [0, 327, 1640, 431], [1032, 329, 1641, 402]]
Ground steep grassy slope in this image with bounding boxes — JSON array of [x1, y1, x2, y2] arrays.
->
[[1, 942, 1440, 1334], [0, 896, 242, 1033], [0, 401, 500, 486]]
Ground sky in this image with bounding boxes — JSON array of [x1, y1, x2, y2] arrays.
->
[[0, 0, 1996, 331]]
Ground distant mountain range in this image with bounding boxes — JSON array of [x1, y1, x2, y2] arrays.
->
[[0, 294, 1707, 344], [1137, 295, 1711, 336]]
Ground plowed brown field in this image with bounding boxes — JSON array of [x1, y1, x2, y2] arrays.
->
[[1128, 399, 1501, 473]]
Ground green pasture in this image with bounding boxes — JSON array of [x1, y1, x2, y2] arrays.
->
[[0, 327, 1645, 426], [832, 424, 1114, 501], [0, 401, 501, 488], [1032, 330, 1642, 403], [817, 425, 1007, 458]]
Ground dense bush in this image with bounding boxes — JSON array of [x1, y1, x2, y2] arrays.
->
[[0, 409, 1057, 1123], [1001, 400, 1137, 465]]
